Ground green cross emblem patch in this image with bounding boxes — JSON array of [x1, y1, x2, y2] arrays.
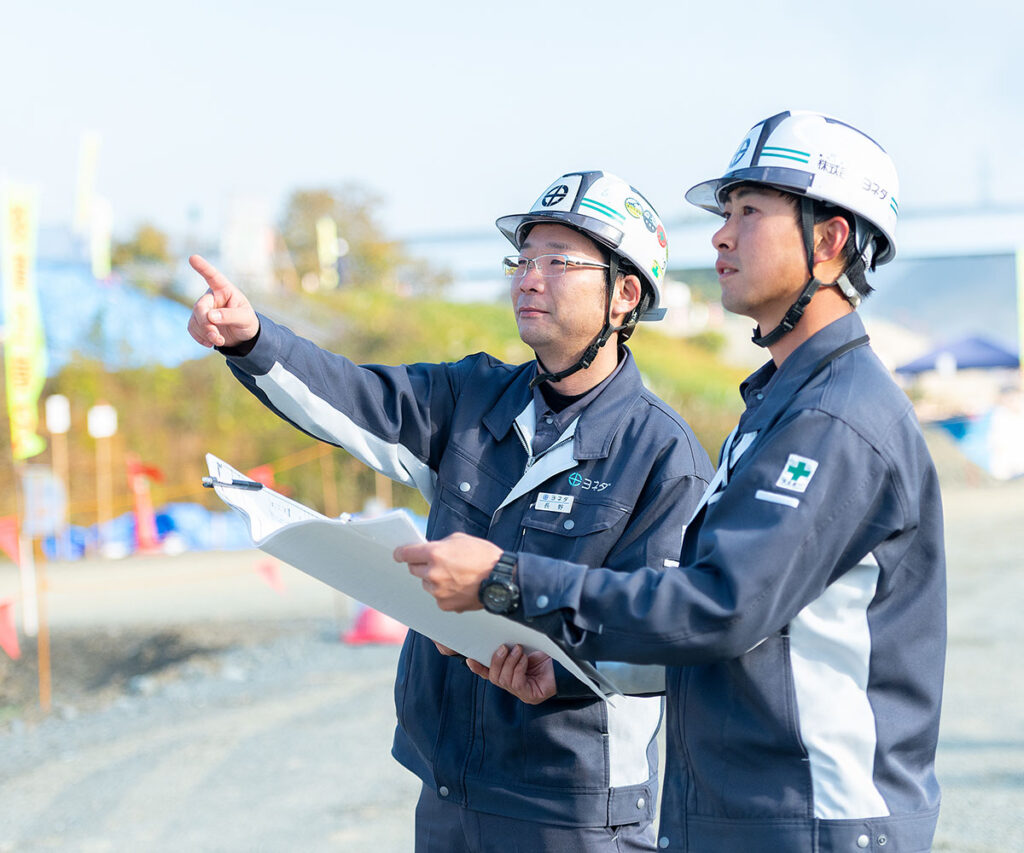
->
[[776, 454, 819, 493]]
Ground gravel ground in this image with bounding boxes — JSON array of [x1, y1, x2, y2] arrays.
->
[[0, 442, 1021, 852], [0, 622, 419, 851]]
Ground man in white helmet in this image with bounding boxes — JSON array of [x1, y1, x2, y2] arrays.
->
[[187, 171, 713, 852], [403, 114, 947, 851]]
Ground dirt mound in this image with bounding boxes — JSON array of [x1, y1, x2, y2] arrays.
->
[[0, 621, 294, 726]]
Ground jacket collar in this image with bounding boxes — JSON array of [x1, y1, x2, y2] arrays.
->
[[738, 312, 868, 434], [482, 347, 643, 460]]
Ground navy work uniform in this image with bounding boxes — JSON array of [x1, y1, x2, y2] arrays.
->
[[511, 313, 946, 852], [222, 314, 714, 851]]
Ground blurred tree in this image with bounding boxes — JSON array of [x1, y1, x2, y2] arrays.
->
[[278, 184, 450, 295], [112, 223, 172, 267], [0, 292, 744, 523], [111, 222, 178, 299]]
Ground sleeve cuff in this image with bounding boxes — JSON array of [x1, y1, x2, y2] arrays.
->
[[516, 551, 588, 620], [215, 322, 261, 357]]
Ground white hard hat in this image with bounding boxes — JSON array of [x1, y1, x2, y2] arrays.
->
[[685, 111, 899, 267], [497, 171, 668, 321]]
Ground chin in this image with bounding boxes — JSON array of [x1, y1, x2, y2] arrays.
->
[[517, 329, 548, 351], [719, 292, 748, 317]]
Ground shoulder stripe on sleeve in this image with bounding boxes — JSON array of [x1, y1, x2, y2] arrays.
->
[[255, 363, 437, 503], [755, 489, 800, 508]]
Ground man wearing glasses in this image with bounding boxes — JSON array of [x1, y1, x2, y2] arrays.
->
[[187, 170, 713, 852]]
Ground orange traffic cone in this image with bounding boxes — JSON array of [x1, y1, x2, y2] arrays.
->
[[256, 560, 286, 595], [0, 598, 20, 661], [342, 605, 408, 645]]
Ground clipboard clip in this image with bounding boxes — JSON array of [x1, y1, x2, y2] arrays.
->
[[202, 476, 264, 491]]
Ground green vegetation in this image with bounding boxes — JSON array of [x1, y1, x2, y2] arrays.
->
[[4, 291, 744, 525], [629, 327, 746, 453], [277, 186, 451, 294], [112, 223, 172, 267], [2, 184, 744, 525]]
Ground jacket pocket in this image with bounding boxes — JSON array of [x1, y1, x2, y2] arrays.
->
[[519, 500, 629, 564], [432, 484, 492, 537], [479, 686, 609, 790]]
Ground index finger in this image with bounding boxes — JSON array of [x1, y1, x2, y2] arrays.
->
[[189, 254, 234, 294]]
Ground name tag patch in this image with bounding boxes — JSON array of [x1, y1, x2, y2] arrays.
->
[[776, 454, 819, 493], [536, 493, 574, 513]]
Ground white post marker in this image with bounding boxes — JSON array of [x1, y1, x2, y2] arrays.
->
[[88, 403, 118, 547], [87, 402, 117, 439], [45, 394, 70, 434], [45, 395, 72, 558]]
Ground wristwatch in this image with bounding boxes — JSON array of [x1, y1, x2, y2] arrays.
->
[[479, 551, 520, 614]]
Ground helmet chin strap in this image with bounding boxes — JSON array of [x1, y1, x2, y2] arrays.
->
[[751, 196, 822, 348], [750, 197, 870, 347], [529, 254, 632, 390]]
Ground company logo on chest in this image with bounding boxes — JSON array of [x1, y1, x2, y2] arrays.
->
[[533, 470, 614, 514], [567, 471, 612, 492]]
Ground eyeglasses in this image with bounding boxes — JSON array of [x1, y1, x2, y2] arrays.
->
[[502, 253, 610, 279]]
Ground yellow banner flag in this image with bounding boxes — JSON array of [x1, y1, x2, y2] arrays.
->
[[90, 196, 112, 280], [316, 216, 340, 290], [1, 184, 48, 460]]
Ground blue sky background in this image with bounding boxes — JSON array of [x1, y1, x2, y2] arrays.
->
[[1, 0, 1021, 244]]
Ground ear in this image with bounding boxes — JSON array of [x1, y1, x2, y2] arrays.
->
[[812, 215, 850, 266], [610, 273, 642, 325]]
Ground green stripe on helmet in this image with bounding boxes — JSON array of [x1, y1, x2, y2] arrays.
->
[[760, 148, 811, 164], [579, 197, 626, 221]]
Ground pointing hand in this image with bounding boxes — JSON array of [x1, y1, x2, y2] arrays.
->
[[187, 254, 260, 348]]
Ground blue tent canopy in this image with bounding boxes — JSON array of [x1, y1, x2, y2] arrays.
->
[[0, 258, 204, 375], [895, 335, 1019, 375]]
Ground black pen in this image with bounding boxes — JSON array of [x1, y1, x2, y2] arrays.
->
[[202, 476, 264, 491]]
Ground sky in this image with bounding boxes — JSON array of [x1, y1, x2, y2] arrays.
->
[[1, 0, 1022, 246]]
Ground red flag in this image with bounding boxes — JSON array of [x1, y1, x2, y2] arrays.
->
[[0, 598, 20, 660], [0, 516, 20, 566]]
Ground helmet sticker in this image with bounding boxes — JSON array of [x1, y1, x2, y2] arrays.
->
[[624, 197, 644, 218], [651, 260, 662, 279], [641, 210, 657, 233], [542, 184, 569, 207], [729, 137, 750, 168], [656, 225, 667, 248], [579, 196, 626, 222], [530, 174, 583, 213]]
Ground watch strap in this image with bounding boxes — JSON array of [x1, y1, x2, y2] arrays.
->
[[493, 550, 518, 579]]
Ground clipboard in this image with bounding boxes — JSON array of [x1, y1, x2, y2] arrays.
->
[[205, 453, 620, 701]]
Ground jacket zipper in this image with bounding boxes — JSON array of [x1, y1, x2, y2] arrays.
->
[[512, 420, 536, 472], [510, 421, 574, 549]]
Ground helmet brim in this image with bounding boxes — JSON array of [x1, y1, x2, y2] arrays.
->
[[685, 167, 817, 216], [495, 211, 625, 253]]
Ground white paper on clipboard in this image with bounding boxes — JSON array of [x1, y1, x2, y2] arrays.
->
[[205, 453, 620, 701]]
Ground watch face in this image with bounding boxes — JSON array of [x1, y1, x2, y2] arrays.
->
[[482, 582, 513, 613]]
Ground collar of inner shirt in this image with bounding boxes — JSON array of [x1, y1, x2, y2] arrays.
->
[[530, 350, 626, 454]]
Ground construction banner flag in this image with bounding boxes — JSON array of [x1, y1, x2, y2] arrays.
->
[[1, 183, 47, 460]]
